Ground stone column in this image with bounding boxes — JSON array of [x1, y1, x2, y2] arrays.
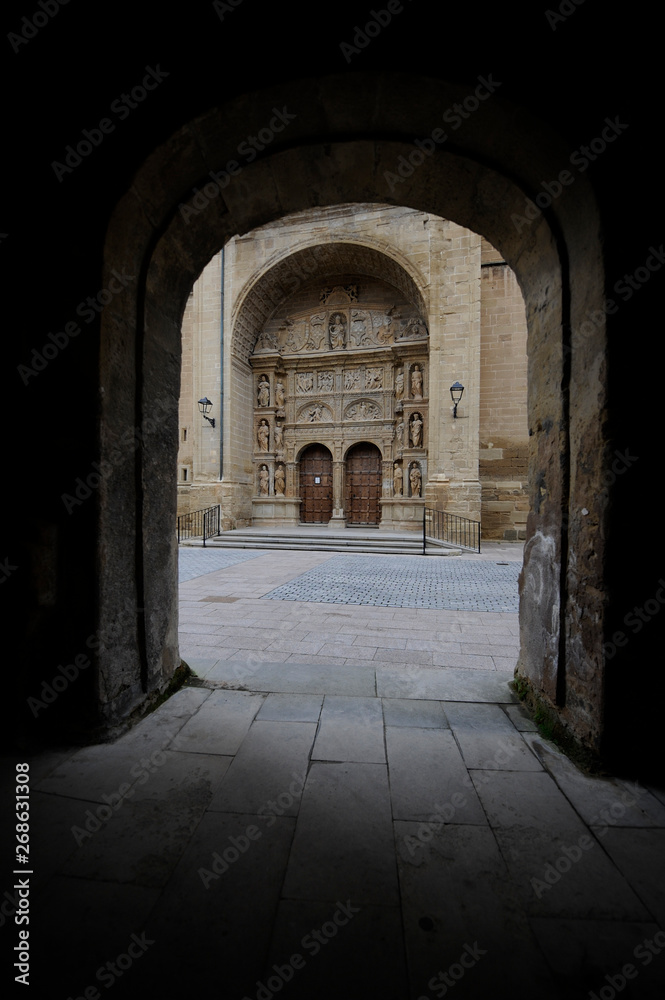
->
[[329, 460, 346, 526]]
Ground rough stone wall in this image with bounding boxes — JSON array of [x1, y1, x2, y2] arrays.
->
[[479, 237, 530, 539]]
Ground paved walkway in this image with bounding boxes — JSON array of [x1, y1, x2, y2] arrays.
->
[[4, 546, 664, 999]]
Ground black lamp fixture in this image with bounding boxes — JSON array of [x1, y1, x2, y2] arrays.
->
[[198, 397, 215, 428], [450, 381, 464, 418]]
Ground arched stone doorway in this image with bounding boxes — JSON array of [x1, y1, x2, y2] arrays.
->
[[299, 444, 333, 524], [345, 442, 382, 526], [98, 73, 611, 760]]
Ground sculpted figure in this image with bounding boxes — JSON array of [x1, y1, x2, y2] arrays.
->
[[393, 463, 403, 497], [274, 423, 283, 451], [410, 412, 423, 448], [275, 381, 285, 407], [395, 372, 404, 400], [409, 464, 422, 498], [274, 464, 285, 496], [257, 376, 270, 407], [257, 419, 270, 451], [411, 365, 423, 398], [259, 465, 269, 495], [396, 419, 404, 447], [329, 312, 346, 349]]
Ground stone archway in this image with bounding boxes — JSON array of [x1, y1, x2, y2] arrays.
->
[[99, 73, 608, 758]]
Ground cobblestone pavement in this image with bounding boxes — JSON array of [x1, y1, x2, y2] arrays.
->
[[261, 554, 521, 612]]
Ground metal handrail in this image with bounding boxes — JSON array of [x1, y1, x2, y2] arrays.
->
[[177, 505, 221, 547], [423, 507, 481, 554]]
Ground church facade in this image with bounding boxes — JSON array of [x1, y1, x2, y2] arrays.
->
[[177, 204, 529, 539]]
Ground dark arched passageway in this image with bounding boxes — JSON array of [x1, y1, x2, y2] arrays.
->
[[97, 75, 606, 762], [5, 9, 662, 998]]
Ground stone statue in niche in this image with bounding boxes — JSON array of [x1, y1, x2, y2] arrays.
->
[[328, 312, 347, 350], [274, 423, 284, 451], [393, 463, 403, 497], [275, 380, 285, 408], [259, 465, 270, 495], [409, 463, 422, 497], [257, 375, 270, 407], [411, 365, 423, 399], [410, 412, 423, 448], [396, 419, 405, 448], [257, 419, 270, 452], [395, 372, 404, 400], [274, 464, 285, 496]]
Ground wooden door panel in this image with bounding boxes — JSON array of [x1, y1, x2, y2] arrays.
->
[[345, 443, 381, 525], [300, 444, 333, 523]]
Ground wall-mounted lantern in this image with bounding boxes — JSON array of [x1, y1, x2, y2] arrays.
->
[[198, 397, 215, 428], [450, 381, 465, 418]]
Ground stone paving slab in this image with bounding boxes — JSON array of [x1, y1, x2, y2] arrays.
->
[[129, 811, 298, 997], [207, 659, 378, 696], [395, 822, 563, 1000], [382, 698, 449, 729], [443, 702, 543, 771], [376, 665, 516, 701], [170, 689, 265, 755], [178, 547, 264, 582], [529, 918, 665, 999], [313, 695, 385, 763], [282, 761, 398, 906], [265, 899, 408, 1000], [385, 726, 486, 823], [208, 720, 315, 815]]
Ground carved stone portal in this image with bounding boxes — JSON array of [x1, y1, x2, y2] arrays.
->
[[249, 274, 429, 525]]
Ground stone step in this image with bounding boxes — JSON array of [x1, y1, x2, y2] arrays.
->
[[180, 530, 463, 556]]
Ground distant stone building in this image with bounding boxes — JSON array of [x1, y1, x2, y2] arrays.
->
[[177, 205, 529, 539]]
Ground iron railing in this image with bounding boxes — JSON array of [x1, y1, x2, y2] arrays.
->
[[177, 505, 221, 547], [423, 507, 481, 554]]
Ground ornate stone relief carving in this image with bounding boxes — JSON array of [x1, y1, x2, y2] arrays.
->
[[344, 369, 361, 391], [344, 399, 382, 420], [296, 402, 332, 423], [365, 368, 383, 390], [318, 370, 334, 392], [296, 372, 314, 394], [258, 465, 270, 495]]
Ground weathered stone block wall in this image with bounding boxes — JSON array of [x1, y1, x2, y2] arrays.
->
[[479, 238, 529, 538]]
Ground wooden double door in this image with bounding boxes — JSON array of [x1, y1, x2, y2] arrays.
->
[[299, 444, 333, 523], [345, 442, 382, 525]]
